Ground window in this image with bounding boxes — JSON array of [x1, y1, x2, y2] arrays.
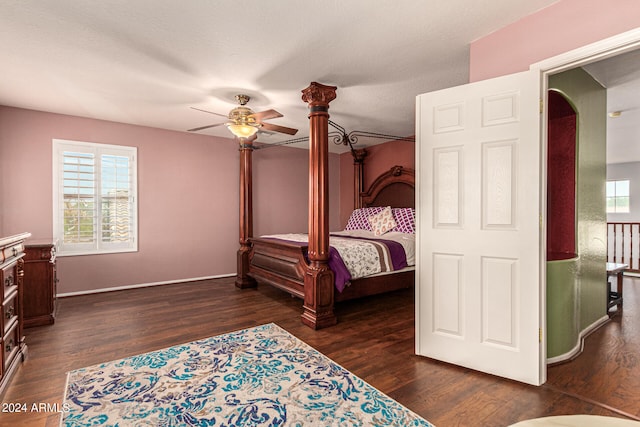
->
[[606, 179, 630, 213], [53, 139, 137, 255]]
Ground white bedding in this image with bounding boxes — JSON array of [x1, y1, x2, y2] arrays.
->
[[330, 229, 415, 266]]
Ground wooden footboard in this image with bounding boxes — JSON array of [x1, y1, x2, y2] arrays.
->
[[248, 237, 310, 300], [336, 270, 414, 302], [249, 237, 414, 303]]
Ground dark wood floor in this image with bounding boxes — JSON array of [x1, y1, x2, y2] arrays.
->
[[3, 276, 639, 426]]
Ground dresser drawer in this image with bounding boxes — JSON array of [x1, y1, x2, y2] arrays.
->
[[3, 321, 20, 371], [3, 292, 18, 335], [3, 242, 24, 262], [1, 262, 18, 298]]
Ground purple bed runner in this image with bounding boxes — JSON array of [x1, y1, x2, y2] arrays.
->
[[265, 235, 407, 293]]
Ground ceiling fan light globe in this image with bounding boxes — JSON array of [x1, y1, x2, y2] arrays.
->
[[227, 123, 259, 138]]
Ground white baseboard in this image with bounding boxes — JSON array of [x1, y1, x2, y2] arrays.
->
[[546, 314, 610, 365], [56, 273, 236, 298]]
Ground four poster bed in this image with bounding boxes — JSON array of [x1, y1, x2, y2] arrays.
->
[[236, 82, 415, 329], [249, 165, 415, 298]]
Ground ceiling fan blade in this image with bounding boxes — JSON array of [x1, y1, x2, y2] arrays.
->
[[251, 109, 283, 121], [187, 122, 225, 132], [260, 122, 298, 135], [190, 106, 228, 118]]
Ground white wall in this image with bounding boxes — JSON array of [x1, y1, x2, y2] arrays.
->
[[607, 161, 640, 222]]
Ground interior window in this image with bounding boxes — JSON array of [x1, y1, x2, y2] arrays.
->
[[606, 179, 630, 213]]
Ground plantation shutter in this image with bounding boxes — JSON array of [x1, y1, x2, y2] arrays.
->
[[53, 140, 137, 255], [61, 151, 97, 246], [100, 153, 134, 245]]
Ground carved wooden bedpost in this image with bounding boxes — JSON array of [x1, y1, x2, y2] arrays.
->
[[235, 135, 257, 289], [301, 82, 338, 329], [352, 148, 368, 209]]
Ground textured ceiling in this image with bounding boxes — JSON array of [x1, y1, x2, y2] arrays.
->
[[583, 49, 640, 165], [0, 0, 560, 152]]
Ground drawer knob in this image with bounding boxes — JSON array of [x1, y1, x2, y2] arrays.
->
[[4, 276, 13, 286], [5, 340, 13, 353], [5, 307, 14, 319]]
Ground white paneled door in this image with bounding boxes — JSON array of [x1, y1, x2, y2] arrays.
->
[[415, 70, 544, 385]]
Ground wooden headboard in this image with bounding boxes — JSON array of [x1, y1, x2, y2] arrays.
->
[[360, 165, 415, 208]]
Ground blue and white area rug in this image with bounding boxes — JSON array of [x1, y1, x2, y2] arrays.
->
[[61, 323, 433, 426]]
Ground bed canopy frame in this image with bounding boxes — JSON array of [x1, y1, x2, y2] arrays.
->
[[235, 82, 414, 329]]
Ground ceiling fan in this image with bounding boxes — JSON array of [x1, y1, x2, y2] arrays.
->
[[188, 94, 298, 138]]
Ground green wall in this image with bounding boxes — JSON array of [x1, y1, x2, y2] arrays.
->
[[547, 68, 607, 359]]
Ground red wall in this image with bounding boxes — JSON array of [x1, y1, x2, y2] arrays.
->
[[547, 91, 577, 259], [339, 139, 415, 227]]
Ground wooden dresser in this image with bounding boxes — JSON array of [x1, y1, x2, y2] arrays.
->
[[23, 239, 58, 327], [0, 232, 30, 397]]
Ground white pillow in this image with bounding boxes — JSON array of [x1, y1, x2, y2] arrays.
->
[[367, 206, 397, 236]]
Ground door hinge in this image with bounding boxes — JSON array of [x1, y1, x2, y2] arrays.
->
[[539, 328, 543, 342], [539, 98, 544, 114]]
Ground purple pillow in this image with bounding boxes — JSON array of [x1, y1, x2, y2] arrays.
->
[[345, 207, 386, 231], [391, 208, 415, 234]]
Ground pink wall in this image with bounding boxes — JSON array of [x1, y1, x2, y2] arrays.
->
[[339, 140, 415, 227], [470, 0, 640, 81], [255, 145, 341, 235], [0, 106, 338, 294]]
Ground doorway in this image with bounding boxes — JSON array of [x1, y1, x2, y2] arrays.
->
[[539, 34, 640, 359], [415, 29, 640, 386], [545, 67, 607, 362]]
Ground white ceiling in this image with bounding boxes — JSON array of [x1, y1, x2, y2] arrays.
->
[[0, 0, 561, 153], [583, 49, 640, 165]]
